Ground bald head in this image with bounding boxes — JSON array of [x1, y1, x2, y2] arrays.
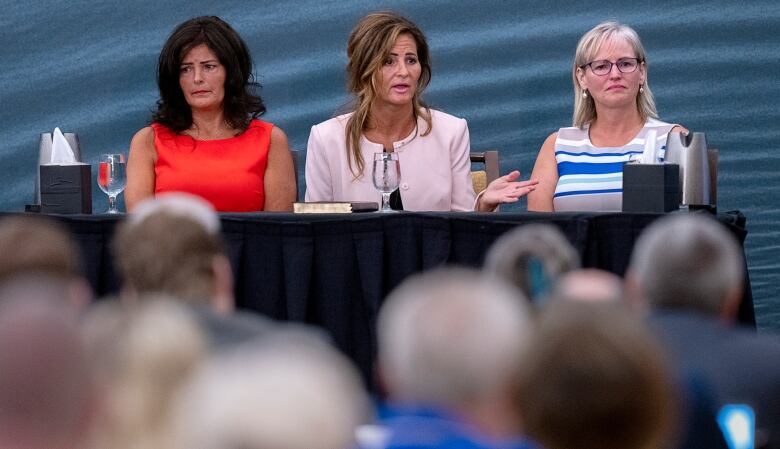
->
[[552, 269, 624, 304]]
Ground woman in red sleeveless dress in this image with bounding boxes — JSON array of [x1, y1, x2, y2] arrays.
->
[[126, 16, 296, 212]]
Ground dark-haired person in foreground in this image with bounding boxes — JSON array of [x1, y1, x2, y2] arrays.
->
[[126, 16, 295, 212], [516, 300, 676, 449]]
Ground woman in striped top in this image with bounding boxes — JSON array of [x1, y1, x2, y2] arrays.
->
[[527, 21, 686, 212]]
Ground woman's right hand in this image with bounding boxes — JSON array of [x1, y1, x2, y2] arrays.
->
[[125, 127, 157, 212]]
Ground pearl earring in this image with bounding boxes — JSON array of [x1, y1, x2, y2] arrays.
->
[[582, 90, 588, 99], [639, 86, 644, 94]]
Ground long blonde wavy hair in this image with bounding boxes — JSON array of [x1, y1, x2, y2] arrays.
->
[[572, 21, 658, 129], [344, 12, 432, 178]]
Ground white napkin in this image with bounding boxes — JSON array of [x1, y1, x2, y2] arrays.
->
[[48, 127, 78, 164], [639, 129, 658, 164]]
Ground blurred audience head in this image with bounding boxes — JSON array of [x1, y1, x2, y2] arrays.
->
[[113, 193, 233, 313], [81, 299, 207, 449], [484, 223, 580, 303], [378, 268, 533, 435], [154, 15, 264, 133], [516, 300, 676, 449], [0, 215, 91, 309], [0, 295, 94, 449], [551, 268, 623, 304], [627, 214, 744, 320], [173, 330, 369, 449]]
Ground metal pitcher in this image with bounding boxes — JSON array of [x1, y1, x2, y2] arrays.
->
[[664, 132, 711, 207]]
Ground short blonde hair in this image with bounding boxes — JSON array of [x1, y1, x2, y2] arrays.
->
[[572, 21, 658, 128]]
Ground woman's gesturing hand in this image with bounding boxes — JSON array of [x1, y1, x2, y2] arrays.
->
[[476, 170, 539, 212]]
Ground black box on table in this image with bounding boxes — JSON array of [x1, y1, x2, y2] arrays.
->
[[622, 163, 680, 213], [39, 164, 92, 214]]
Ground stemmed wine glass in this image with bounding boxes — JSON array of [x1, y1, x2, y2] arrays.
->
[[97, 153, 127, 214], [372, 152, 401, 213]]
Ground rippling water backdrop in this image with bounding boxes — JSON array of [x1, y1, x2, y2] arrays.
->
[[1, 0, 778, 331]]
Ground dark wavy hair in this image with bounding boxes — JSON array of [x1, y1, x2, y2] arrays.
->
[[152, 16, 265, 133]]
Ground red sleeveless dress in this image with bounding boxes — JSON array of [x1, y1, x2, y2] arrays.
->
[[152, 119, 273, 212]]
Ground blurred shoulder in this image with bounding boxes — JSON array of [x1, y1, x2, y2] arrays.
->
[[544, 131, 559, 145], [429, 108, 467, 128], [556, 125, 586, 141], [428, 109, 467, 139], [269, 124, 287, 141], [132, 125, 154, 139], [313, 113, 352, 134], [647, 118, 688, 134], [131, 126, 155, 148]]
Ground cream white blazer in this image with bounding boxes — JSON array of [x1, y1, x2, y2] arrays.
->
[[304, 109, 477, 211]]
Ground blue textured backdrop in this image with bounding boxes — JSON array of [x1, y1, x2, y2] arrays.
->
[[1, 0, 778, 330]]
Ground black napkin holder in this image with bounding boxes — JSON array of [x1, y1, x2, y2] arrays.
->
[[622, 163, 680, 213], [39, 164, 92, 214]]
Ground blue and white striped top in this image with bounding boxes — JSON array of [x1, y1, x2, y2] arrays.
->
[[553, 119, 678, 212]]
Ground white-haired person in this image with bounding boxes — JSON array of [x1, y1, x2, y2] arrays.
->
[[368, 268, 537, 449], [172, 329, 370, 449], [528, 21, 687, 212], [626, 214, 780, 448]]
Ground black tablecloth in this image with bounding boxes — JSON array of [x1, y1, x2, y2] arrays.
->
[[18, 211, 754, 384]]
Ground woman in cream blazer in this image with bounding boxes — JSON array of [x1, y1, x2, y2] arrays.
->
[[305, 12, 537, 212]]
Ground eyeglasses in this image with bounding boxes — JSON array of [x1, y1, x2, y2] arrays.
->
[[581, 57, 642, 76]]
